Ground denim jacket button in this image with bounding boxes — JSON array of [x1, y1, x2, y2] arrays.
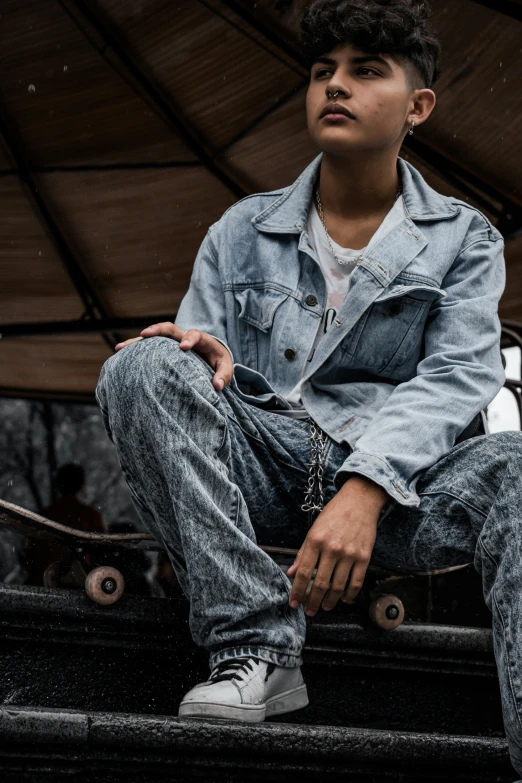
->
[[284, 348, 296, 360], [305, 294, 318, 306]]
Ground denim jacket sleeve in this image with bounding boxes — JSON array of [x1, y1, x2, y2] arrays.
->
[[174, 226, 234, 363], [333, 232, 507, 508]]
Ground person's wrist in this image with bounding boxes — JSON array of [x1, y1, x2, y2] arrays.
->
[[338, 475, 389, 511]]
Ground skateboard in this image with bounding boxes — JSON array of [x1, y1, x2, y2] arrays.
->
[[0, 498, 474, 628], [0, 498, 162, 605]]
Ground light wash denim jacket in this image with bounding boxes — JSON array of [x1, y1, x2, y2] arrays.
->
[[175, 152, 506, 514]]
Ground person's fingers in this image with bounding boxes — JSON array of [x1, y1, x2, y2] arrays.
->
[[341, 560, 370, 604], [140, 322, 183, 340], [115, 322, 183, 351], [114, 336, 144, 351], [289, 542, 319, 608], [126, 323, 234, 393], [304, 555, 336, 616], [211, 348, 234, 390], [177, 327, 201, 348], [321, 560, 352, 611], [286, 546, 304, 577], [178, 328, 233, 391]]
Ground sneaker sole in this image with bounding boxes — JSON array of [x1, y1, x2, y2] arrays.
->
[[178, 684, 309, 723]]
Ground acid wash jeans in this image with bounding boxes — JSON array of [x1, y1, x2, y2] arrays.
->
[[95, 336, 522, 775]]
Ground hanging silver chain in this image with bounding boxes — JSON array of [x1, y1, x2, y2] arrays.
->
[[301, 418, 328, 524], [314, 181, 402, 267]]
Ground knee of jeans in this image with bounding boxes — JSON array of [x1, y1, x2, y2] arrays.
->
[[96, 337, 177, 397], [96, 336, 213, 404]]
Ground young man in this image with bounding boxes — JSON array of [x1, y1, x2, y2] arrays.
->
[[95, 0, 522, 774]]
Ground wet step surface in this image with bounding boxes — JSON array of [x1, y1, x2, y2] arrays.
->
[[0, 583, 516, 780], [0, 705, 514, 782]]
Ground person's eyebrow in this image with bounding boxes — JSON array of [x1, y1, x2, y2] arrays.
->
[[313, 55, 393, 73]]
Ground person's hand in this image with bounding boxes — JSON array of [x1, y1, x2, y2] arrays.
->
[[114, 322, 233, 392], [287, 476, 388, 615]]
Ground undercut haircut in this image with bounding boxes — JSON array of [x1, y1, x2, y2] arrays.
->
[[299, 0, 442, 91]]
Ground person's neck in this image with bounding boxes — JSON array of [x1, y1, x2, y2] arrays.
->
[[316, 151, 401, 221]]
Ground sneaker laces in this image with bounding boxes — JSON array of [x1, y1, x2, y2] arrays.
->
[[207, 656, 275, 685]]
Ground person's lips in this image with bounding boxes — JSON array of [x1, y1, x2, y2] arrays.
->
[[320, 102, 356, 120]]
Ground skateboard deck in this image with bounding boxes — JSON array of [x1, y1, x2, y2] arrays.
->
[[0, 498, 296, 555], [0, 498, 160, 549], [0, 498, 474, 627], [0, 498, 301, 606]]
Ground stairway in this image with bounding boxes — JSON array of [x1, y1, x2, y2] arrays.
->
[[0, 582, 517, 781]]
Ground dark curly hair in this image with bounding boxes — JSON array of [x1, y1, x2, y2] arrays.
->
[[299, 0, 441, 90]]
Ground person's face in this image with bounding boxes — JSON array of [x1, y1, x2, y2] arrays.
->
[[306, 43, 434, 156]]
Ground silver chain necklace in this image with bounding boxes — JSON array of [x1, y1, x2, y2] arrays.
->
[[314, 182, 402, 266]]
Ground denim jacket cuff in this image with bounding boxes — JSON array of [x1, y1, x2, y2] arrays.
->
[[333, 450, 421, 509]]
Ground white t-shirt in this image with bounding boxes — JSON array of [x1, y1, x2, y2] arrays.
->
[[266, 194, 407, 418]]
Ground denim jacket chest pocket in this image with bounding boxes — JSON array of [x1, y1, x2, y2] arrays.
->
[[344, 282, 446, 376], [233, 287, 289, 371]]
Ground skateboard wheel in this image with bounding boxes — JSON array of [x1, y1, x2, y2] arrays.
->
[[369, 594, 405, 630], [85, 566, 125, 606], [43, 560, 69, 588]]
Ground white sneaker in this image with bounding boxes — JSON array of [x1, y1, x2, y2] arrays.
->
[[178, 655, 308, 722]]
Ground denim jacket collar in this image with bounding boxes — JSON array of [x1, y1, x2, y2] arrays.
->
[[251, 152, 459, 236], [250, 151, 460, 382]]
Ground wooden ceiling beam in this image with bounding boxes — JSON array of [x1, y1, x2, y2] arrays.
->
[[405, 137, 522, 239], [197, 0, 307, 77], [216, 79, 309, 155], [0, 387, 96, 404], [0, 316, 176, 340], [469, 0, 522, 22], [0, 162, 202, 177], [221, 0, 308, 71], [405, 137, 501, 215], [66, 0, 248, 199], [0, 115, 119, 351]]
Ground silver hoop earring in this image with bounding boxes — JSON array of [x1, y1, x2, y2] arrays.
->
[[409, 121, 415, 135]]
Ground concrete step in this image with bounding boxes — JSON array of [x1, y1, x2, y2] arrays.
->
[[0, 582, 516, 780], [0, 705, 514, 782]]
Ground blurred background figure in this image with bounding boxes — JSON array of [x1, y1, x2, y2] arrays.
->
[[42, 463, 106, 534], [24, 462, 106, 586]]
